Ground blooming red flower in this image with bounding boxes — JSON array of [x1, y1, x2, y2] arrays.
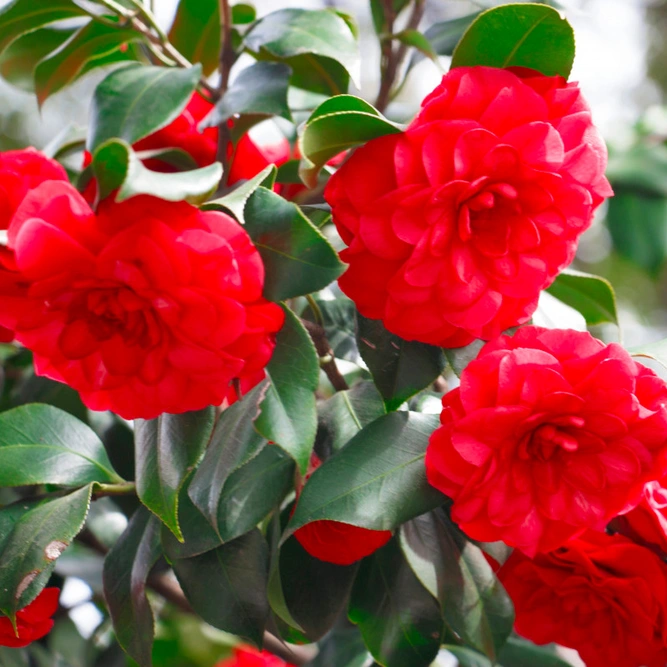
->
[[0, 148, 67, 229], [0, 588, 59, 648], [425, 326, 667, 555], [0, 181, 284, 419], [325, 66, 612, 347], [499, 531, 667, 667], [293, 454, 392, 565], [215, 646, 295, 667], [614, 477, 667, 553]]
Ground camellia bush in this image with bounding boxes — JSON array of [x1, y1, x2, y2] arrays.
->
[[1, 0, 667, 666]]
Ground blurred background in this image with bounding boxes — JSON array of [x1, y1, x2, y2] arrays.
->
[[0, 2, 665, 665]]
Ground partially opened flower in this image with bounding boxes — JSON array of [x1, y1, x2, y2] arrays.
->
[[0, 588, 59, 648], [499, 532, 667, 667], [0, 181, 284, 419], [426, 326, 667, 555], [326, 66, 612, 346]]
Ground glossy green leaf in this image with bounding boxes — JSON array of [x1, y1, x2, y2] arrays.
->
[[274, 535, 358, 641], [349, 538, 442, 667], [498, 637, 573, 667], [92, 139, 222, 204], [0, 404, 122, 487], [0, 485, 92, 621], [209, 61, 292, 124], [254, 306, 319, 473], [305, 296, 358, 362], [306, 622, 369, 667], [167, 529, 270, 645], [287, 411, 444, 535], [443, 340, 485, 378], [0, 0, 87, 55], [34, 19, 140, 106], [244, 187, 345, 300], [0, 26, 74, 92], [317, 381, 386, 457], [268, 52, 351, 97], [451, 3, 575, 78], [423, 12, 481, 56], [299, 94, 402, 187], [244, 8, 358, 84], [357, 315, 446, 412], [546, 269, 618, 326], [103, 507, 161, 667], [404, 510, 514, 660], [393, 29, 438, 61], [168, 0, 219, 76], [232, 4, 257, 24], [188, 382, 269, 533], [369, 0, 412, 35], [135, 408, 215, 541], [605, 191, 667, 276], [444, 646, 492, 667], [89, 64, 202, 151]]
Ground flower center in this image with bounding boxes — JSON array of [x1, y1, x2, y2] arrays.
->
[[519, 415, 585, 462], [456, 177, 519, 242]]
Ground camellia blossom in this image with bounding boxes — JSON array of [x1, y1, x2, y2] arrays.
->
[[425, 326, 667, 555], [614, 477, 667, 553], [499, 532, 667, 667], [0, 588, 59, 648], [293, 454, 392, 565], [325, 66, 612, 346], [215, 646, 295, 667], [0, 147, 67, 229], [0, 181, 284, 419]]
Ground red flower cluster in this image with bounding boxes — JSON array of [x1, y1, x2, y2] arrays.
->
[[326, 66, 612, 346], [215, 646, 295, 667], [499, 532, 667, 667], [0, 588, 59, 648], [0, 149, 284, 419], [293, 454, 392, 565], [426, 326, 667, 555]]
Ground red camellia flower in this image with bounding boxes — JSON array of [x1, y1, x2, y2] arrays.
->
[[0, 148, 67, 229], [499, 531, 667, 667], [215, 646, 295, 667], [425, 326, 667, 555], [325, 66, 612, 346], [293, 454, 392, 565], [614, 477, 667, 553], [0, 181, 284, 419], [0, 588, 59, 648]]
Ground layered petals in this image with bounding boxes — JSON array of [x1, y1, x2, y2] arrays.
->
[[0, 588, 59, 648], [325, 66, 612, 346], [425, 326, 667, 555]]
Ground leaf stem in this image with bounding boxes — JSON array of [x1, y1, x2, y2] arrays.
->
[[302, 319, 350, 392], [92, 481, 137, 499]]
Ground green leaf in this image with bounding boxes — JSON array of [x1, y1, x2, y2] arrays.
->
[[606, 142, 667, 197], [349, 538, 442, 667], [357, 315, 446, 412], [369, 0, 412, 35], [166, 529, 270, 645], [299, 94, 402, 188], [498, 637, 574, 667], [423, 12, 481, 56], [208, 61, 292, 124], [92, 139, 222, 204], [451, 3, 575, 78], [0, 26, 74, 92], [103, 507, 161, 667], [444, 340, 485, 377], [305, 296, 358, 362], [546, 269, 619, 326], [244, 187, 345, 300], [264, 52, 350, 97], [89, 64, 202, 151], [244, 8, 358, 85], [306, 622, 369, 667], [203, 164, 276, 223], [286, 411, 445, 535], [0, 486, 92, 622], [135, 408, 215, 541], [393, 29, 438, 61], [404, 510, 514, 661], [0, 647, 29, 667], [188, 382, 269, 532], [0, 0, 87, 55], [317, 381, 386, 457], [0, 404, 122, 487], [232, 4, 256, 25], [34, 19, 140, 106], [273, 535, 358, 641], [168, 0, 219, 77], [254, 306, 319, 473], [605, 192, 667, 276], [444, 646, 492, 667]]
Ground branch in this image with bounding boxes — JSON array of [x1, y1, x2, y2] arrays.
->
[[302, 319, 350, 392], [215, 0, 236, 189], [92, 481, 137, 500]]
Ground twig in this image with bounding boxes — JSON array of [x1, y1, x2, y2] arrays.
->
[[302, 319, 350, 392], [375, 0, 425, 112], [92, 482, 137, 499]]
